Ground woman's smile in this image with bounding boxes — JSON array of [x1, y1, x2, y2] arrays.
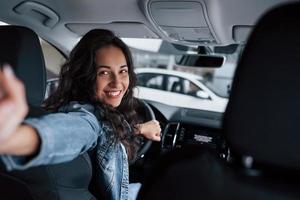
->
[[104, 90, 122, 98]]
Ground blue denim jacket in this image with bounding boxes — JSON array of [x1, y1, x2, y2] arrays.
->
[[1, 102, 129, 200]]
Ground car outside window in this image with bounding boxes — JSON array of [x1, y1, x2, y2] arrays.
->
[[167, 76, 182, 93], [137, 73, 165, 90], [40, 39, 66, 79], [183, 79, 203, 97]]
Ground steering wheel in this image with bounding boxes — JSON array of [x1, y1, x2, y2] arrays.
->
[[134, 99, 156, 162]]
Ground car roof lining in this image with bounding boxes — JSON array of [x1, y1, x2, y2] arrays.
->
[[0, 0, 296, 55]]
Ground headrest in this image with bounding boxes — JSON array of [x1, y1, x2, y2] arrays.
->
[[0, 25, 46, 106], [223, 3, 300, 170]]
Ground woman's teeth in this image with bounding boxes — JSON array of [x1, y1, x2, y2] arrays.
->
[[106, 91, 121, 97]]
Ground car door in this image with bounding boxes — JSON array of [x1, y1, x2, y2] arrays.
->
[[135, 72, 221, 112], [164, 75, 218, 111]]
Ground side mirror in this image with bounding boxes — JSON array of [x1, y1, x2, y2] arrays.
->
[[196, 91, 210, 99]]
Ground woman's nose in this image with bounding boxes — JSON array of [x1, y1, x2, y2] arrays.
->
[[110, 73, 122, 85]]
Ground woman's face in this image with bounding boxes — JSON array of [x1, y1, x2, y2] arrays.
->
[[95, 45, 130, 107]]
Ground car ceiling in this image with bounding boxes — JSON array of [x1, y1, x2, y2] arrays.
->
[[0, 0, 297, 55]]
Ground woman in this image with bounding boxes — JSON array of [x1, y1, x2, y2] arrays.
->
[[0, 29, 161, 200]]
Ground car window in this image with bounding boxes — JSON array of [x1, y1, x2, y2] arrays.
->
[[128, 37, 236, 112], [40, 40, 65, 99], [166, 75, 205, 98], [167, 75, 180, 92], [137, 73, 165, 90], [40, 39, 66, 79], [183, 79, 203, 97]]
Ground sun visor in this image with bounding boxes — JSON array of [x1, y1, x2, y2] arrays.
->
[[65, 22, 159, 38], [232, 25, 253, 43], [139, 0, 217, 45]]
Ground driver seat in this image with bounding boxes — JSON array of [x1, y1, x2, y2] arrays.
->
[[0, 26, 97, 199], [138, 3, 300, 199]]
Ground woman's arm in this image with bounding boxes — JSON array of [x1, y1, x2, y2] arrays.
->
[[1, 106, 101, 171], [0, 65, 39, 155], [0, 66, 101, 170], [135, 120, 161, 141], [0, 125, 40, 155]]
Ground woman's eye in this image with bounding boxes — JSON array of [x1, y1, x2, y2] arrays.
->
[[98, 71, 109, 76], [120, 69, 128, 74]]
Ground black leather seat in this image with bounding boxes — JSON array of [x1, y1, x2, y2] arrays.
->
[[138, 3, 300, 200], [0, 26, 96, 200]]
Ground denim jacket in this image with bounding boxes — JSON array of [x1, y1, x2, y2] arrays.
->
[[1, 102, 129, 200]]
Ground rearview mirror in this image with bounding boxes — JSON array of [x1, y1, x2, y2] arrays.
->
[[175, 54, 224, 68]]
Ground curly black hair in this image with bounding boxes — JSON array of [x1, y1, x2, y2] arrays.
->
[[43, 29, 140, 161]]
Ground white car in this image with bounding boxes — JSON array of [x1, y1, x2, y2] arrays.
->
[[134, 68, 228, 112]]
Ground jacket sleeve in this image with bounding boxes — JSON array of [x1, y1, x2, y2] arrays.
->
[[1, 104, 101, 171]]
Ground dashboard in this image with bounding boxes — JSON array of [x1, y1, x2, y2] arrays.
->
[[130, 99, 228, 183], [147, 100, 227, 157]]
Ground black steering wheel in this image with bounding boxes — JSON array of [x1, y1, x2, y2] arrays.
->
[[134, 99, 156, 162]]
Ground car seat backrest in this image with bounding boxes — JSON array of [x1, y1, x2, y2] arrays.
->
[[0, 171, 33, 200], [223, 2, 300, 170], [0, 26, 46, 107], [0, 25, 96, 200]]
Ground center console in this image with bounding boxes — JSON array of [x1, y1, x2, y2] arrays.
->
[[161, 122, 227, 157]]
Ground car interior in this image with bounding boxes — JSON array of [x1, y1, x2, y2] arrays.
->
[[138, 3, 300, 199], [0, 0, 299, 199]]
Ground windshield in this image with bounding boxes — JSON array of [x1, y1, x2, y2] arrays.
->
[[43, 37, 239, 113], [123, 38, 239, 113]]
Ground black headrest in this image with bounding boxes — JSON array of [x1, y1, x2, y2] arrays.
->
[[223, 3, 300, 170], [0, 25, 46, 106]]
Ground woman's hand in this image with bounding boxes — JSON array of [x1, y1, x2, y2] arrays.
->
[[136, 120, 161, 141], [0, 65, 39, 156], [0, 65, 28, 142]]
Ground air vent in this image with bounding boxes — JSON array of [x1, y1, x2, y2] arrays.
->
[[161, 122, 180, 152]]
